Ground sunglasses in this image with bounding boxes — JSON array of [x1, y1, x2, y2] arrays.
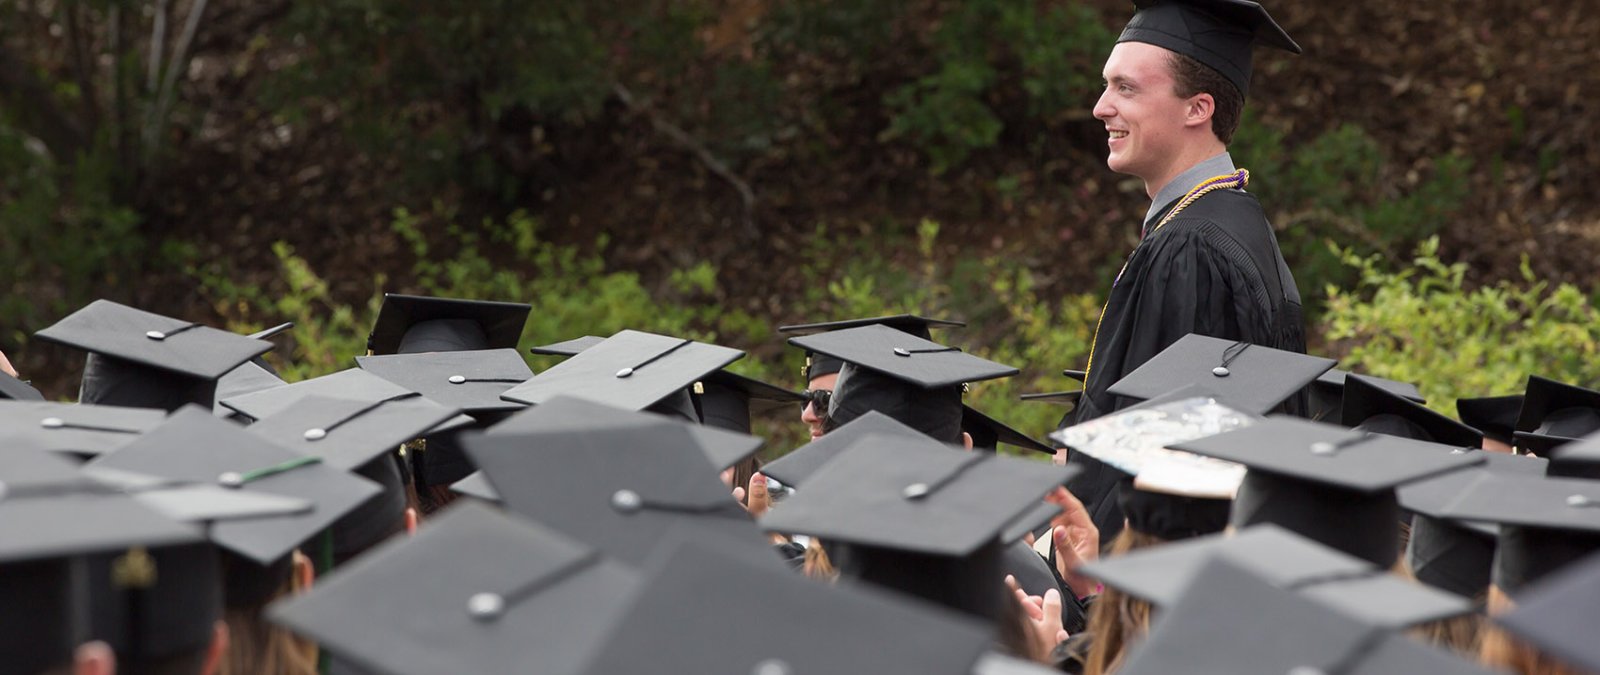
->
[[802, 389, 833, 418]]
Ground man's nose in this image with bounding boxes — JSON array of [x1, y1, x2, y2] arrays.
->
[[1093, 89, 1114, 121]]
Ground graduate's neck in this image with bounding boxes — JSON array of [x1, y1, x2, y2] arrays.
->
[[1143, 138, 1228, 200]]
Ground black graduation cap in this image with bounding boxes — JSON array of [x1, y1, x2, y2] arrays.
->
[[960, 405, 1053, 454], [0, 370, 44, 401], [1117, 558, 1500, 675], [1106, 333, 1336, 415], [0, 445, 92, 492], [1341, 373, 1482, 448], [1495, 550, 1600, 674], [1515, 375, 1600, 449], [1116, 0, 1302, 99], [34, 299, 274, 411], [575, 529, 993, 675], [0, 400, 166, 457], [357, 348, 533, 415], [1170, 416, 1482, 567], [1080, 524, 1473, 628], [0, 485, 202, 566], [463, 402, 768, 568], [1431, 473, 1600, 594], [212, 360, 286, 417], [366, 293, 531, 355], [694, 371, 807, 435], [779, 315, 966, 382], [1308, 368, 1423, 423], [499, 330, 744, 412], [219, 367, 470, 432], [83, 541, 224, 667], [1456, 394, 1522, 446], [269, 501, 641, 675], [244, 394, 460, 471], [86, 406, 383, 564], [760, 411, 939, 488], [0, 556, 76, 673], [1549, 431, 1600, 480], [1398, 451, 1548, 599], [490, 395, 763, 471], [759, 433, 1076, 620]]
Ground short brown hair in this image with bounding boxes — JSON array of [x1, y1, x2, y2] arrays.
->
[[1167, 52, 1244, 144]]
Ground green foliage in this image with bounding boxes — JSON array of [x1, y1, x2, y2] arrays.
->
[[882, 0, 1113, 173], [1321, 237, 1600, 413]]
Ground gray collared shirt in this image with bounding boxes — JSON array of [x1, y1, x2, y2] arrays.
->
[[1143, 152, 1238, 227]]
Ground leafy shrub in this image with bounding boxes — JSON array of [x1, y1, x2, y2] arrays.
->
[[1321, 237, 1600, 413]]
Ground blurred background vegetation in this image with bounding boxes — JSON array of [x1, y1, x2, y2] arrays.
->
[[3, 0, 1598, 447]]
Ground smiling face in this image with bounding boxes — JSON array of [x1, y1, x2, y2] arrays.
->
[[1093, 41, 1204, 190]]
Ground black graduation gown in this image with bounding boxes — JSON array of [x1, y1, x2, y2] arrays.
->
[[1066, 189, 1307, 543]]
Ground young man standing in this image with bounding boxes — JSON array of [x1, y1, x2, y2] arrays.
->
[[1068, 0, 1308, 539]]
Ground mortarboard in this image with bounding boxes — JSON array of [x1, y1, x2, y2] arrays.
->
[[779, 314, 965, 382], [1116, 0, 1302, 99], [500, 330, 744, 412], [693, 371, 806, 435], [1398, 451, 1548, 599], [1117, 557, 1500, 675], [1494, 550, 1600, 674], [760, 433, 1076, 620], [960, 405, 1053, 454], [1432, 473, 1600, 594], [1170, 416, 1482, 566], [527, 335, 606, 356], [527, 334, 723, 426], [760, 410, 937, 488], [1342, 373, 1482, 448], [213, 360, 286, 417], [86, 406, 383, 565], [0, 369, 44, 401], [270, 501, 641, 675], [491, 395, 763, 471], [35, 299, 274, 411], [1081, 524, 1473, 628], [0, 400, 166, 457], [367, 293, 531, 355], [576, 529, 993, 675], [1309, 367, 1424, 423], [357, 348, 532, 415], [1548, 430, 1600, 480], [84, 541, 224, 667], [244, 394, 460, 471], [1514, 375, 1600, 450], [0, 557, 76, 673], [1106, 333, 1336, 415], [1457, 394, 1522, 446], [463, 401, 769, 568]]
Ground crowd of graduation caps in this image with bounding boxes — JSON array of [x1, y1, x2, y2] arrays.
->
[[3, 294, 1599, 675]]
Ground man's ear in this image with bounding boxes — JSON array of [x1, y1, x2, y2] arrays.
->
[[962, 432, 974, 451], [292, 550, 316, 593], [1185, 92, 1215, 129]]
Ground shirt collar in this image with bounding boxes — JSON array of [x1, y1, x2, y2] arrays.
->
[[1143, 152, 1237, 227]]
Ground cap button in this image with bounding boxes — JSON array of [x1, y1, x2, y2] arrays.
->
[[1567, 494, 1594, 508], [893, 347, 912, 357], [218, 472, 244, 488], [304, 428, 328, 441], [1309, 442, 1337, 456], [612, 489, 643, 513], [751, 658, 793, 675], [902, 483, 931, 499], [448, 375, 467, 384], [615, 367, 635, 378], [145, 330, 167, 340], [1211, 366, 1231, 377], [39, 417, 65, 429], [467, 592, 505, 621]]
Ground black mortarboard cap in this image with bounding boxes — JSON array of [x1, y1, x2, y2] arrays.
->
[[1495, 550, 1600, 674], [779, 315, 965, 381], [1080, 524, 1473, 628], [0, 400, 166, 457], [0, 489, 201, 565], [1171, 416, 1482, 566], [693, 370, 806, 434], [463, 403, 768, 568], [1107, 333, 1335, 415], [0, 370, 44, 401], [270, 501, 640, 675], [367, 293, 531, 355], [760, 411, 937, 488], [960, 405, 1052, 454], [0, 557, 75, 673], [1117, 558, 1500, 675], [499, 330, 744, 411], [212, 360, 286, 417], [357, 348, 532, 415], [1342, 373, 1482, 448], [1399, 452, 1548, 598], [789, 324, 1015, 390], [1515, 375, 1600, 448], [219, 367, 471, 431], [85, 541, 223, 666], [1549, 431, 1600, 480], [576, 529, 992, 675], [491, 396, 763, 471], [1116, 0, 1302, 99], [1432, 473, 1600, 594], [35, 299, 273, 411], [245, 394, 459, 470], [1309, 368, 1424, 422], [1456, 394, 1522, 446], [87, 406, 383, 564]]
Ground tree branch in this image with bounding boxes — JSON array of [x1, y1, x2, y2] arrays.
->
[[611, 82, 759, 240], [144, 0, 209, 165], [147, 0, 171, 94]]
